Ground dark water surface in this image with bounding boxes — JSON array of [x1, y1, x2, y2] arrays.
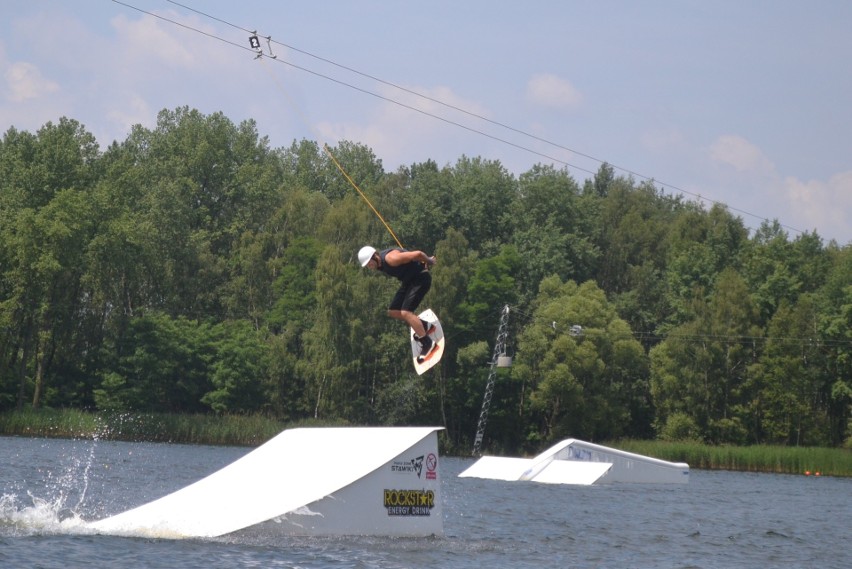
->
[[1, 436, 849, 568]]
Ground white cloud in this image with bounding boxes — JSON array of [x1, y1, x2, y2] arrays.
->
[[391, 84, 491, 120], [4, 61, 59, 102], [702, 135, 850, 242], [316, 84, 493, 170], [525, 73, 582, 109], [105, 94, 153, 139], [111, 13, 198, 69], [784, 171, 852, 243], [709, 134, 774, 175]]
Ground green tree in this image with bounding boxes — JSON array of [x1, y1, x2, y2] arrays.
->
[[593, 179, 676, 296], [0, 119, 99, 211], [279, 139, 331, 195], [321, 140, 386, 202], [417, 229, 479, 440], [302, 245, 366, 421], [267, 237, 324, 335], [818, 245, 852, 445], [741, 220, 801, 324], [125, 107, 283, 317], [664, 204, 749, 326], [2, 110, 849, 451], [651, 268, 760, 443], [0, 119, 100, 410], [202, 319, 268, 414], [746, 296, 830, 445], [221, 229, 273, 327], [95, 313, 215, 413], [516, 278, 649, 446], [393, 160, 455, 250], [457, 245, 521, 345], [510, 164, 598, 302], [583, 162, 615, 198], [448, 156, 516, 254]]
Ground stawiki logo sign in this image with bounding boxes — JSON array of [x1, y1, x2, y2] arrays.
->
[[391, 455, 424, 477]]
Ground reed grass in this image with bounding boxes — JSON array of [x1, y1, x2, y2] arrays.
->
[[2, 410, 850, 477], [0, 408, 313, 446], [611, 439, 852, 477]]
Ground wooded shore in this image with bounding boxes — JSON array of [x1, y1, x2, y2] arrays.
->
[[2, 409, 849, 477]]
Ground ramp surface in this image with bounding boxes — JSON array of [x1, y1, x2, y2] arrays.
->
[[90, 426, 442, 538], [460, 438, 688, 485], [459, 456, 611, 485]]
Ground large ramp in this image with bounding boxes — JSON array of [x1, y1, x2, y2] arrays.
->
[[460, 438, 688, 485], [90, 426, 443, 538]]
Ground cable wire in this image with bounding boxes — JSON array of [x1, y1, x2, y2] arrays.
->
[[117, 0, 805, 236], [161, 0, 807, 236], [503, 304, 851, 348]]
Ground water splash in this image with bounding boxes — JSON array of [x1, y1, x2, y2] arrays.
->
[[0, 427, 111, 536], [0, 491, 92, 536], [50, 435, 100, 513], [0, 412, 173, 537]]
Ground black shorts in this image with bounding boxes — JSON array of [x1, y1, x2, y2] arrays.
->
[[388, 270, 431, 312]]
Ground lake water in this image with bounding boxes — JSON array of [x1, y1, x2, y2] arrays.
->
[[1, 435, 850, 568]]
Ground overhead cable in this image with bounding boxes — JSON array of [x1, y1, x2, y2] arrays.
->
[[115, 0, 805, 235]]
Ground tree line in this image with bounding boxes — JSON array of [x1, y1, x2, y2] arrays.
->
[[1, 107, 850, 453]]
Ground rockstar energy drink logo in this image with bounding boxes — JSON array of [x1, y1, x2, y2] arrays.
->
[[383, 489, 435, 516]]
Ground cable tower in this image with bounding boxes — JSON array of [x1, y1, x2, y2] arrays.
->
[[472, 304, 511, 456]]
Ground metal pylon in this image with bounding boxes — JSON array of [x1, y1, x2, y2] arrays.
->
[[472, 304, 510, 456]]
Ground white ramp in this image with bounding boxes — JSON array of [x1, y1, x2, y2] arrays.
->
[[459, 456, 611, 485], [90, 426, 443, 538], [460, 438, 688, 485]]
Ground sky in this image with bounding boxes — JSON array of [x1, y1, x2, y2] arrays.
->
[[2, 0, 850, 244]]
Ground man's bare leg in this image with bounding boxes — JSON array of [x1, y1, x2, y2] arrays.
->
[[388, 309, 427, 337]]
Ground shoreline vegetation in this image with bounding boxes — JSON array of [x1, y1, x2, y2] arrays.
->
[[1, 409, 850, 477], [4, 113, 850, 457]]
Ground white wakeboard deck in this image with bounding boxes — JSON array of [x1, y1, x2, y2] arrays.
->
[[410, 308, 445, 375], [90, 426, 443, 538]]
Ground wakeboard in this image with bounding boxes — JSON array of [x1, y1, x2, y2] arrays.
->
[[410, 308, 445, 375]]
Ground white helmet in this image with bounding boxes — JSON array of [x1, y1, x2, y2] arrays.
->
[[358, 245, 376, 267]]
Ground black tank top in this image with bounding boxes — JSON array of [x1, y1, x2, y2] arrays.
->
[[379, 248, 425, 283]]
